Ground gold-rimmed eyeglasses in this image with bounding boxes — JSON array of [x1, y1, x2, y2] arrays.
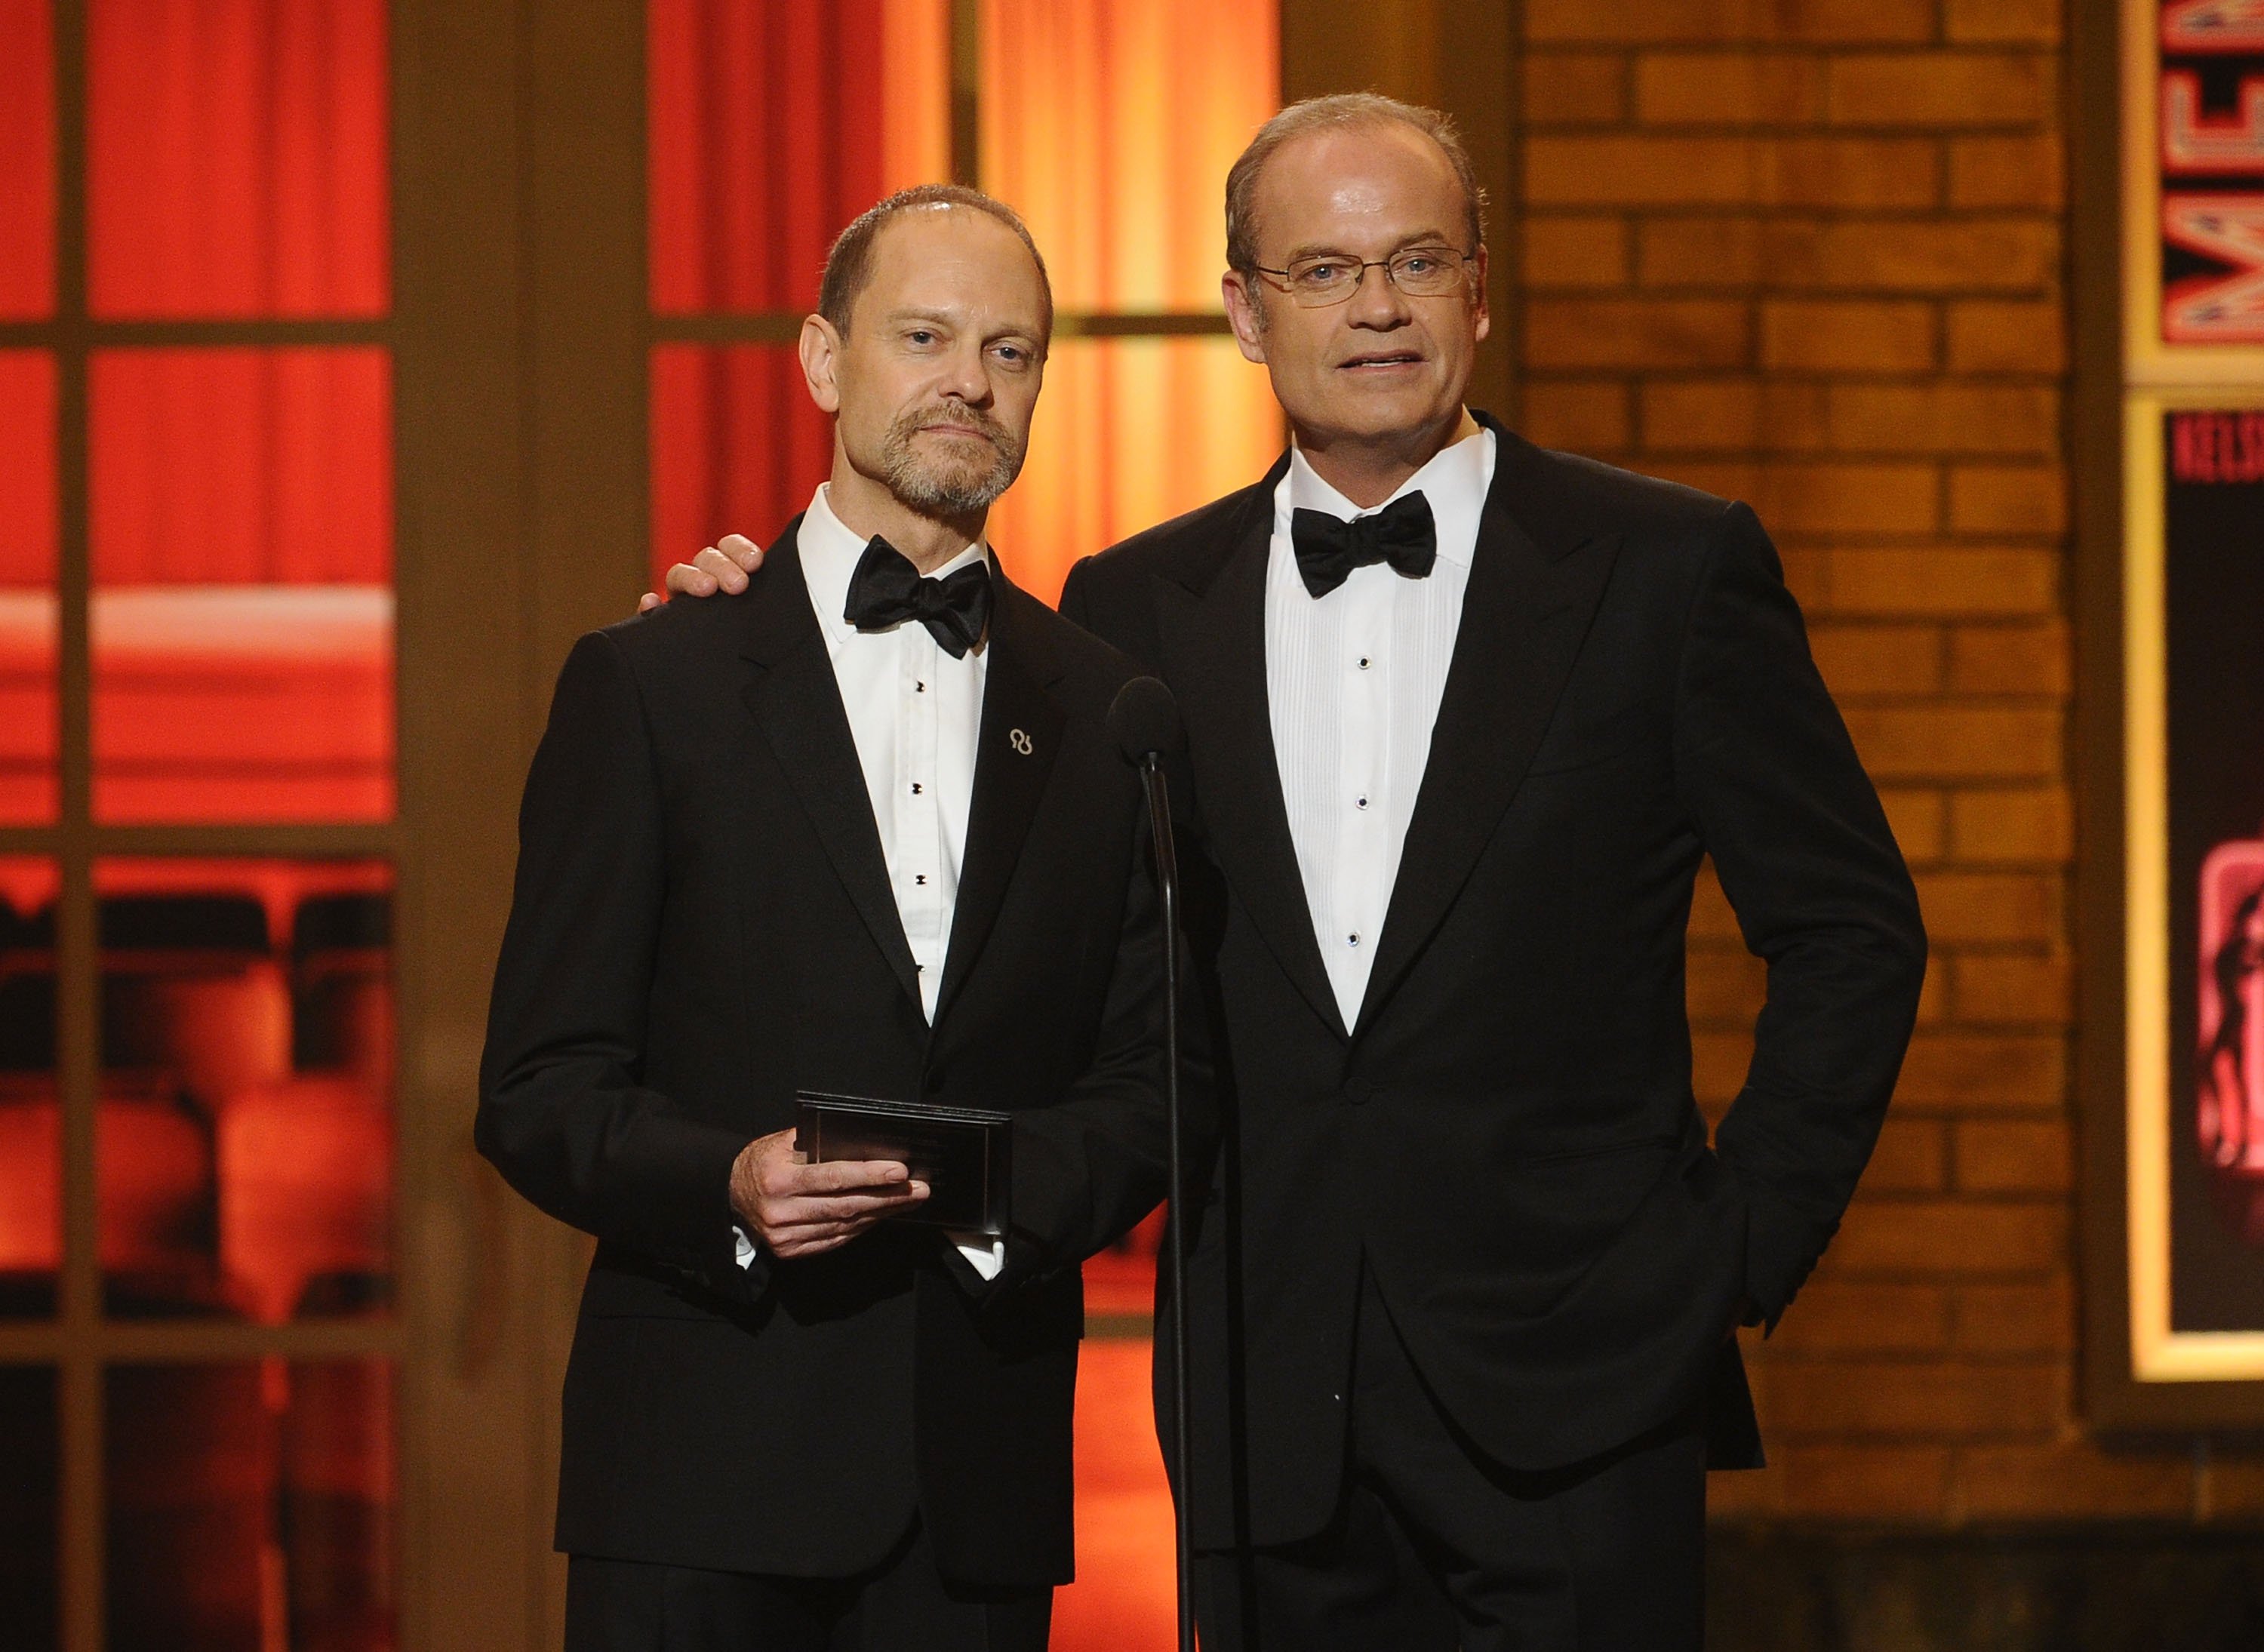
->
[[1247, 245, 1477, 308]]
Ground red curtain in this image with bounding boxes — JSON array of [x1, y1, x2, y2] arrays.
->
[[648, 0, 889, 314], [0, 352, 56, 822], [976, 0, 1284, 601], [980, 0, 1278, 312], [0, 355, 57, 589], [0, 4, 56, 818], [650, 345, 831, 589], [86, 351, 394, 827], [78, 0, 393, 823], [0, 0, 54, 320], [88, 0, 388, 318], [645, 0, 953, 585], [91, 349, 391, 586]]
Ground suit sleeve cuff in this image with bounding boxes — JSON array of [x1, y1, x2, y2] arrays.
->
[[1741, 1190, 1824, 1335]]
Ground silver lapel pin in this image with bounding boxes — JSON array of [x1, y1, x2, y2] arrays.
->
[[1009, 728, 1034, 755]]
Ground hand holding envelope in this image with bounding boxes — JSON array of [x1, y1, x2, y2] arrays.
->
[[727, 1124, 931, 1260]]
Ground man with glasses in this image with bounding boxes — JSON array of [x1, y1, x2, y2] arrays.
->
[[660, 96, 1925, 1651]]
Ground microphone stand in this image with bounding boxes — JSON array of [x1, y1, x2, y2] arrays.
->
[[1138, 752, 1195, 1652]]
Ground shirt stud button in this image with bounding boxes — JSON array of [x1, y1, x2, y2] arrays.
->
[[915, 874, 927, 885], [1347, 933, 1361, 948], [1355, 795, 1369, 810], [911, 782, 923, 795], [1357, 657, 1372, 670]]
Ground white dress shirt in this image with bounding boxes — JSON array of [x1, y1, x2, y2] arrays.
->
[[736, 482, 1002, 1278], [798, 482, 988, 1018], [1266, 426, 1495, 1027]]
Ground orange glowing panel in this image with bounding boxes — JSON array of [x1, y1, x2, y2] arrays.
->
[[87, 0, 388, 318], [97, 858, 393, 1322], [0, 352, 57, 823], [91, 349, 393, 823], [980, 0, 1278, 312], [106, 1361, 396, 1651], [0, 0, 54, 319], [1055, 1337, 1177, 1652], [988, 337, 1283, 604], [1083, 1204, 1163, 1318], [648, 0, 949, 315], [651, 343, 832, 590]]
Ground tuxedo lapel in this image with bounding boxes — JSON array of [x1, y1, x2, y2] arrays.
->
[[1352, 441, 1623, 1038], [737, 525, 923, 1012], [1155, 473, 1348, 1041], [932, 571, 1065, 1026]]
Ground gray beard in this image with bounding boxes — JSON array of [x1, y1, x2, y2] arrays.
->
[[878, 415, 1024, 515]]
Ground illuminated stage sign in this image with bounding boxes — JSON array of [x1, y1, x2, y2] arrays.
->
[[2155, 409, 2264, 1309], [2161, 4, 2264, 342], [2106, 5, 2264, 1414], [2117, 394, 2264, 1393]]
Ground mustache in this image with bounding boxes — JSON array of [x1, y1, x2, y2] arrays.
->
[[876, 397, 1026, 516], [890, 402, 1011, 445]]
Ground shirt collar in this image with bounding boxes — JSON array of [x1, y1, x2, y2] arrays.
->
[[799, 483, 991, 650], [1280, 421, 1495, 571]]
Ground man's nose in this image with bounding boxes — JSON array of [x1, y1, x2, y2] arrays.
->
[[1345, 262, 1412, 328], [938, 343, 993, 402]]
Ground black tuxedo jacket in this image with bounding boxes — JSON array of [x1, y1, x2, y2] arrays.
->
[[477, 525, 1184, 1588], [1060, 416, 1927, 1548]]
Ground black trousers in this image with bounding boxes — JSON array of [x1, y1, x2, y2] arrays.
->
[[1196, 1268, 1708, 1652], [564, 1521, 1052, 1652]]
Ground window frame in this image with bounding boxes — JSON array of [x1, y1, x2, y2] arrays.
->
[[0, 8, 410, 1650]]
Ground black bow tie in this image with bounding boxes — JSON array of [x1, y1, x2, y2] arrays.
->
[[842, 536, 992, 658], [1290, 491, 1438, 599]]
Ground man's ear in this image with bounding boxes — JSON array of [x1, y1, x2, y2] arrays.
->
[[801, 314, 844, 414], [1468, 244, 1490, 346], [1222, 272, 1269, 365]]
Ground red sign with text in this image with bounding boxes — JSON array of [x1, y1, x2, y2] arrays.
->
[[2162, 1, 2264, 342]]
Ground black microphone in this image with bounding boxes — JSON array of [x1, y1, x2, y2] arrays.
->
[[1106, 675, 1196, 1652], [1108, 673, 1185, 767]]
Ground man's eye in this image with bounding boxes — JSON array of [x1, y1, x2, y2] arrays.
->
[[1296, 262, 1353, 288], [1398, 256, 1440, 276], [907, 330, 937, 346]]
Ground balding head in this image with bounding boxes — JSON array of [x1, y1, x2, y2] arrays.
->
[[1225, 94, 1487, 276], [819, 184, 1054, 340]]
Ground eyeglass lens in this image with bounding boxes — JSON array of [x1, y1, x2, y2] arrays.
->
[[1284, 249, 1467, 306]]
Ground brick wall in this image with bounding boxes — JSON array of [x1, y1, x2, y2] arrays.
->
[[1515, 0, 2259, 1524]]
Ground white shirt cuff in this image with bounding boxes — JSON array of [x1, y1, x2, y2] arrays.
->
[[949, 1230, 1006, 1281], [734, 1225, 758, 1269]]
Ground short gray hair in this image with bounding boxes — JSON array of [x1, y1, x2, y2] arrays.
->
[[1224, 93, 1487, 275], [818, 184, 1053, 338]]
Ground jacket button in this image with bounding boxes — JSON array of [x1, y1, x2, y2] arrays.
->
[[925, 1065, 947, 1094], [1344, 1078, 1375, 1106]]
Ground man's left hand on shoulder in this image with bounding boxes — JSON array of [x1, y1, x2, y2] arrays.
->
[[637, 534, 764, 612]]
